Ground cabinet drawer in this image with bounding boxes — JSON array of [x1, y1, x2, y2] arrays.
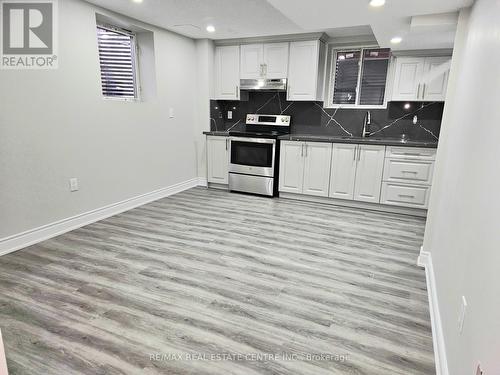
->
[[385, 146, 436, 160], [381, 182, 430, 208], [383, 158, 434, 185]]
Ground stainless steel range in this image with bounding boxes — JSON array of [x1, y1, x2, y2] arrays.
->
[[228, 114, 291, 196]]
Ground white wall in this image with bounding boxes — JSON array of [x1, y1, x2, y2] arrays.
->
[[423, 0, 500, 374], [0, 0, 199, 238]]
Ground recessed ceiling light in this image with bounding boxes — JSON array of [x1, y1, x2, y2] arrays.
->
[[404, 103, 411, 109], [206, 25, 215, 33], [391, 36, 402, 44], [132, 0, 143, 3], [369, 0, 385, 7]]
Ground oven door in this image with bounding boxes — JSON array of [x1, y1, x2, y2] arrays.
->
[[229, 137, 276, 177]]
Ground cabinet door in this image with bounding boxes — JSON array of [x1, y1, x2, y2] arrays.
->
[[391, 57, 425, 101], [287, 41, 319, 101], [263, 43, 289, 79], [279, 141, 305, 194], [422, 57, 450, 101], [207, 136, 229, 184], [214, 46, 240, 100], [329, 144, 357, 200], [240, 44, 264, 79], [354, 145, 385, 203], [302, 142, 332, 197]]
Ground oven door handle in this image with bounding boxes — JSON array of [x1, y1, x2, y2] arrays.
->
[[229, 137, 276, 144]]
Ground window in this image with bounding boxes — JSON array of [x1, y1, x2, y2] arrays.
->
[[330, 48, 390, 107], [97, 25, 138, 99]]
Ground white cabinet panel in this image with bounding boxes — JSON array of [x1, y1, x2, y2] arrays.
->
[[287, 40, 322, 101], [329, 144, 357, 200], [391, 57, 425, 101], [354, 145, 385, 203], [214, 46, 240, 100], [302, 142, 332, 197], [207, 136, 229, 184], [383, 158, 434, 185], [381, 182, 430, 208], [422, 57, 450, 101], [385, 146, 437, 160], [240, 44, 264, 79], [263, 43, 289, 79], [279, 141, 305, 194]]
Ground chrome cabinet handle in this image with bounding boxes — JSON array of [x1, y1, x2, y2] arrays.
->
[[357, 147, 361, 161], [398, 194, 415, 199], [305, 144, 308, 157], [417, 84, 421, 99], [235, 85, 239, 98], [402, 170, 418, 174], [422, 84, 426, 99], [353, 146, 357, 161], [226, 138, 228, 150], [301, 143, 304, 157]]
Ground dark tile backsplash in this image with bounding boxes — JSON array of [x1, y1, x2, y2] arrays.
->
[[210, 92, 443, 141]]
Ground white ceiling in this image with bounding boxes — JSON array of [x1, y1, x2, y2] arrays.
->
[[85, 0, 474, 50]]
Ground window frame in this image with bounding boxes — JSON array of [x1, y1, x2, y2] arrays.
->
[[326, 45, 393, 109], [97, 23, 141, 102]]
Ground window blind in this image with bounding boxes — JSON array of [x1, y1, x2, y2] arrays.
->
[[97, 26, 137, 99], [359, 48, 390, 105], [332, 50, 360, 105]]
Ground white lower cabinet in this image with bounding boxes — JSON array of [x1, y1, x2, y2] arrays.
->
[[380, 182, 431, 208], [207, 136, 229, 184], [279, 141, 304, 194], [353, 145, 386, 203], [302, 142, 332, 197], [279, 141, 332, 197], [329, 144, 357, 200]]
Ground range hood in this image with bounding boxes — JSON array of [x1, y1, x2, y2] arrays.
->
[[240, 78, 287, 91]]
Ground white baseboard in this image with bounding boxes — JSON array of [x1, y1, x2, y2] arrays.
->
[[197, 177, 208, 187], [0, 329, 8, 375], [0, 177, 203, 257], [418, 247, 449, 375]]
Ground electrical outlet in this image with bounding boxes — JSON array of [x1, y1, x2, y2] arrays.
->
[[169, 108, 174, 118], [227, 111, 233, 120], [69, 178, 79, 192], [413, 115, 418, 124], [458, 295, 467, 333]]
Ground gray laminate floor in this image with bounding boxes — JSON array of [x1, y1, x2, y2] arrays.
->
[[0, 187, 435, 375]]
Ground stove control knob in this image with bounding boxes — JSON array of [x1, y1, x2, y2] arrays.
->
[[281, 117, 289, 122]]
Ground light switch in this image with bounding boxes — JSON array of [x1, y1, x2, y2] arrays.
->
[[69, 178, 79, 192], [169, 108, 174, 118], [227, 111, 233, 120]]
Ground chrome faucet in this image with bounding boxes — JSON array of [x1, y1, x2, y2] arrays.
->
[[362, 111, 371, 138]]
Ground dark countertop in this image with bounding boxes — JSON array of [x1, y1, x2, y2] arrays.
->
[[203, 131, 438, 148], [203, 131, 229, 136], [279, 134, 438, 148]]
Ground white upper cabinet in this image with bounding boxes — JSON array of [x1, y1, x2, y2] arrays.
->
[[392, 57, 425, 101], [279, 141, 305, 194], [302, 142, 332, 197], [422, 56, 450, 101], [392, 56, 451, 101], [240, 43, 289, 79], [240, 44, 264, 79], [214, 46, 240, 100], [207, 136, 229, 184], [287, 40, 326, 101], [353, 145, 385, 203], [329, 144, 358, 200], [263, 43, 289, 79]]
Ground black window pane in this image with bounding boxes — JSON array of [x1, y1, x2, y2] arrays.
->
[[332, 50, 360, 105], [359, 48, 390, 105]]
